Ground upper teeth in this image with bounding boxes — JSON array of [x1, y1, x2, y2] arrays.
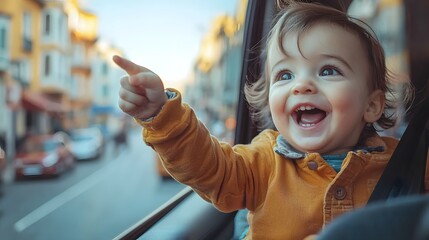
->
[[296, 106, 315, 112]]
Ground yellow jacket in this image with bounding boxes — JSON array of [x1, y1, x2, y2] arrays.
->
[[136, 89, 429, 240]]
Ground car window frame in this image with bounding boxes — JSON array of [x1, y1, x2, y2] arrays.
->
[[113, 1, 419, 239]]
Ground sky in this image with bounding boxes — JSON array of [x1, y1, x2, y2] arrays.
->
[[81, 0, 238, 90]]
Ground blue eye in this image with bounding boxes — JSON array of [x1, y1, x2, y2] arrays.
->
[[276, 71, 294, 81], [320, 67, 340, 76]]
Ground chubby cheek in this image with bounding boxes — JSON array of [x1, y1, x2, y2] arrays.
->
[[269, 88, 289, 132], [269, 90, 288, 121], [331, 88, 366, 120]]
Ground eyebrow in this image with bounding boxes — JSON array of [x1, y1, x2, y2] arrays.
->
[[269, 52, 292, 74], [320, 54, 354, 73], [270, 53, 354, 72], [270, 60, 284, 75]]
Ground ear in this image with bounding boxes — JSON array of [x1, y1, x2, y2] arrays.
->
[[364, 90, 385, 123]]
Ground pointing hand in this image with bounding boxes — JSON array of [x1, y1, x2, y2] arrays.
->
[[113, 55, 167, 120]]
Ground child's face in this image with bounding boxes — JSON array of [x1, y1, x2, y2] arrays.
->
[[268, 22, 375, 154]]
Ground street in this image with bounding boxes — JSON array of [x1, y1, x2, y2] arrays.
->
[[0, 128, 185, 240]]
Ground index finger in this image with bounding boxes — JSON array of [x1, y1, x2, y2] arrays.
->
[[112, 55, 150, 75]]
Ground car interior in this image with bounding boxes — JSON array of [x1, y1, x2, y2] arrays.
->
[[113, 0, 429, 239]]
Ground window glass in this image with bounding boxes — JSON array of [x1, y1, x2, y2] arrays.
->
[[348, 0, 409, 138], [44, 12, 50, 35], [22, 11, 31, 39], [0, 16, 9, 52], [0, 1, 248, 239], [0, 27, 5, 50], [102, 84, 108, 97], [44, 54, 50, 76], [183, 9, 245, 144]]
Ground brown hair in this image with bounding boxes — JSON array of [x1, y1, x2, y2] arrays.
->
[[244, 1, 411, 139]]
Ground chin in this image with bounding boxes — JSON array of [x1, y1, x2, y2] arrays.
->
[[300, 146, 326, 154], [291, 141, 326, 154], [286, 139, 328, 153]]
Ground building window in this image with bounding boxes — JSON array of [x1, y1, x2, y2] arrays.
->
[[44, 55, 51, 76], [22, 12, 32, 52], [0, 27, 6, 50], [102, 63, 108, 75], [44, 13, 51, 35], [102, 84, 109, 98], [23, 12, 31, 37], [13, 60, 30, 85]]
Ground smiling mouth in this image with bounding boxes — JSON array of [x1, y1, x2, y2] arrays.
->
[[292, 105, 327, 127]]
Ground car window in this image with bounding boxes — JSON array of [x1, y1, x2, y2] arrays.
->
[[70, 133, 91, 141], [0, 1, 247, 239], [42, 140, 59, 152], [70, 135, 85, 141], [19, 138, 56, 153]]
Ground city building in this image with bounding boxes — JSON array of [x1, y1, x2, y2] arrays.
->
[[184, 0, 247, 142], [0, 0, 121, 162], [66, 0, 97, 128]]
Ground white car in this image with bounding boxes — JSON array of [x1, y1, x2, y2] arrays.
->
[[69, 127, 104, 160]]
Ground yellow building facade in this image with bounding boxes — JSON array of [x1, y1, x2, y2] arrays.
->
[[0, 0, 100, 159]]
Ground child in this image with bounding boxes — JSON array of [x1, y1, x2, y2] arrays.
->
[[113, 1, 420, 239]]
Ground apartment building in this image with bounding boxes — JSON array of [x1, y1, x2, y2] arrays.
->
[[0, 0, 121, 160], [0, 0, 46, 159]]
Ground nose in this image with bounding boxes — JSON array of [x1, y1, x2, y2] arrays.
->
[[292, 78, 317, 95]]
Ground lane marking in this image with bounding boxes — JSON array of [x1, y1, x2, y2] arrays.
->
[[14, 151, 125, 232]]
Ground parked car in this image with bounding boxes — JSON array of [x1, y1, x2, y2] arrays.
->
[[14, 132, 75, 179], [69, 127, 104, 160], [90, 124, 111, 141]]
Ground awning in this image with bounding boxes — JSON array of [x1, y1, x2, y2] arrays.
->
[[21, 90, 67, 114]]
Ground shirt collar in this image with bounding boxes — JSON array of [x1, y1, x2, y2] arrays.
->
[[273, 135, 384, 159], [274, 135, 305, 159]]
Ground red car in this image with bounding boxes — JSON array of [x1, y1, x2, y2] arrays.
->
[[14, 132, 75, 179]]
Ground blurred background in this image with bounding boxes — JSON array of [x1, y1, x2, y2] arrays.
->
[[0, 0, 424, 239]]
